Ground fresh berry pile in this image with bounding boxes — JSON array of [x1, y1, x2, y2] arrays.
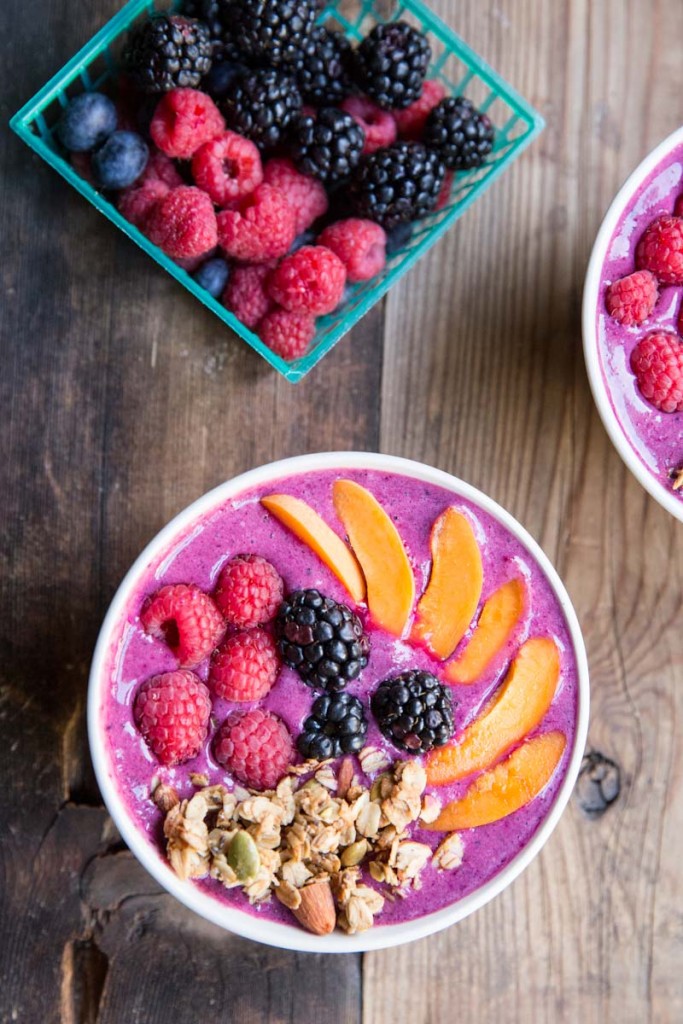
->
[[55, 6, 497, 362], [605, 204, 683, 413]]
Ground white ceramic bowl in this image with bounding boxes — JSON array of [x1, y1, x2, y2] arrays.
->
[[88, 452, 590, 953], [583, 126, 683, 523]]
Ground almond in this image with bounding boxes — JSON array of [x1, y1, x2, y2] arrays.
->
[[291, 878, 336, 936], [337, 756, 354, 799]]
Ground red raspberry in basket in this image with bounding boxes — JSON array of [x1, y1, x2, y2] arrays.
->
[[394, 79, 447, 140], [209, 628, 280, 701], [318, 219, 387, 282], [268, 246, 346, 315], [139, 148, 184, 189], [435, 169, 454, 211], [214, 554, 284, 627], [217, 184, 296, 263], [222, 263, 275, 329], [259, 308, 316, 359], [214, 708, 294, 790], [141, 583, 226, 667], [147, 186, 218, 259], [150, 88, 225, 160], [118, 178, 170, 232], [262, 158, 328, 234], [341, 96, 397, 155], [192, 131, 263, 207], [630, 331, 683, 412], [605, 270, 658, 326], [635, 215, 683, 285], [134, 670, 212, 766]]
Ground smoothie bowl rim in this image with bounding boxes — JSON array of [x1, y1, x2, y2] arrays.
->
[[88, 451, 590, 954], [582, 123, 683, 525]]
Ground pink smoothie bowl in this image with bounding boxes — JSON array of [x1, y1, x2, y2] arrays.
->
[[87, 452, 590, 953], [583, 126, 683, 523]]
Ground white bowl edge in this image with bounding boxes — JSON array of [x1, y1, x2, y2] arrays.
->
[[582, 125, 683, 524], [87, 451, 590, 953]]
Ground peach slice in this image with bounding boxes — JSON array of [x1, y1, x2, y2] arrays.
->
[[446, 578, 526, 685], [424, 731, 566, 831], [261, 494, 366, 604], [426, 636, 560, 786], [332, 479, 414, 636], [412, 508, 483, 660]]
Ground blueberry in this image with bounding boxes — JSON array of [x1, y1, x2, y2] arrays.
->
[[385, 219, 414, 255], [205, 60, 247, 99], [57, 92, 117, 153], [92, 131, 149, 190], [192, 258, 230, 298], [290, 230, 316, 253]]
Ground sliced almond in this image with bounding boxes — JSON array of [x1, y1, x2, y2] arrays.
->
[[291, 878, 336, 935]]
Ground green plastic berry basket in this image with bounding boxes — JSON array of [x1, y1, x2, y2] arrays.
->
[[11, 0, 544, 382]]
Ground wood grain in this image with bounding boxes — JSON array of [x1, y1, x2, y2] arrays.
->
[[2, 0, 683, 1021]]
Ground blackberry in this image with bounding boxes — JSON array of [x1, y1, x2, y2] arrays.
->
[[371, 670, 455, 753], [298, 692, 368, 760], [291, 108, 364, 186], [181, 0, 243, 63], [231, 0, 318, 68], [348, 141, 445, 230], [122, 14, 213, 93], [424, 97, 494, 170], [352, 21, 430, 110], [275, 589, 370, 692], [295, 26, 352, 106], [223, 68, 302, 149]]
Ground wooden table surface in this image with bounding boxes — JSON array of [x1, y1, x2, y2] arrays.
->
[[3, 1, 683, 1021]]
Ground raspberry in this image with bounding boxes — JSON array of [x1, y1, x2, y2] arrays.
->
[[268, 246, 346, 315], [118, 179, 170, 232], [150, 87, 225, 160], [147, 186, 218, 259], [139, 147, 185, 189], [222, 263, 275, 329], [214, 709, 294, 790], [341, 96, 397, 155], [208, 628, 280, 701], [435, 169, 454, 210], [635, 215, 683, 285], [214, 554, 284, 627], [259, 308, 316, 359], [394, 79, 447, 139], [630, 331, 683, 412], [217, 184, 296, 263], [134, 670, 212, 766], [140, 582, 226, 667], [191, 131, 263, 207], [605, 270, 658, 326], [317, 219, 387, 283], [262, 158, 328, 234]]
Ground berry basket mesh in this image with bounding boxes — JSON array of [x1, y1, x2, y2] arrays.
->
[[11, 0, 543, 382]]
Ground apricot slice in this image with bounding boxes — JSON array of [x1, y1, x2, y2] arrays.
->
[[412, 508, 483, 660], [426, 636, 561, 786], [424, 731, 566, 831], [261, 494, 366, 604], [446, 578, 526, 685], [332, 479, 414, 636]]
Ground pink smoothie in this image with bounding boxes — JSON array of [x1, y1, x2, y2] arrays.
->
[[597, 144, 683, 496], [99, 467, 579, 930]]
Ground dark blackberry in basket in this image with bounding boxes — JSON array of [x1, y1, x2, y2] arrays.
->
[[295, 26, 352, 106], [291, 107, 364, 186], [371, 670, 454, 753], [122, 14, 213, 93], [424, 97, 494, 170], [348, 141, 445, 230], [298, 692, 368, 760], [275, 589, 370, 692], [181, 0, 244, 62], [223, 68, 302, 150], [352, 21, 431, 110], [232, 0, 318, 68]]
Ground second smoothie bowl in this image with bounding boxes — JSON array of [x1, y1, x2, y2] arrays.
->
[[88, 453, 589, 951]]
